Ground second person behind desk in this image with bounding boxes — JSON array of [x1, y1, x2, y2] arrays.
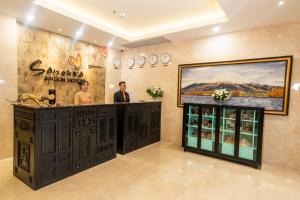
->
[[114, 81, 130, 103]]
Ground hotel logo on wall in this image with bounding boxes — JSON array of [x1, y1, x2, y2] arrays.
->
[[29, 53, 84, 83]]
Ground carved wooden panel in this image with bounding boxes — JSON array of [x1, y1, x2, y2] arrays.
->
[[117, 102, 161, 154], [95, 109, 116, 162], [73, 107, 98, 172], [18, 141, 30, 172], [108, 116, 115, 140], [13, 110, 36, 189], [79, 136, 90, 160], [58, 121, 71, 151], [97, 116, 106, 145], [149, 109, 161, 143], [14, 105, 116, 190], [40, 109, 72, 185], [124, 111, 139, 140], [42, 123, 56, 155]]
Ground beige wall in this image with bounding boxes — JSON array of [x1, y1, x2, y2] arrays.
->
[[105, 49, 122, 103], [0, 20, 115, 159], [0, 15, 18, 160], [17, 24, 106, 105], [1, 13, 300, 171], [121, 22, 300, 170]]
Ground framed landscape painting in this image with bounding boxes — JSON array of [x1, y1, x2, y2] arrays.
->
[[177, 56, 293, 115]]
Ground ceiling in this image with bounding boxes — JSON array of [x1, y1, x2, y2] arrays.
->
[[0, 0, 300, 49]]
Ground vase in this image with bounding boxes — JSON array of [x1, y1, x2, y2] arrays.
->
[[214, 100, 228, 105], [152, 97, 160, 101]]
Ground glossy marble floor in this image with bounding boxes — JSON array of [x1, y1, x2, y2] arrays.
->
[[1, 142, 300, 200]]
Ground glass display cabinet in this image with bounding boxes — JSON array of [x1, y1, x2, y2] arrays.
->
[[182, 103, 264, 169]]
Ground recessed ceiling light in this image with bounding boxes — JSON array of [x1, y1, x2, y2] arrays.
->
[[108, 41, 113, 47], [278, 1, 285, 6], [26, 14, 34, 21], [212, 26, 220, 33], [76, 30, 82, 37], [93, 40, 97, 43], [57, 28, 62, 32], [119, 13, 126, 19]]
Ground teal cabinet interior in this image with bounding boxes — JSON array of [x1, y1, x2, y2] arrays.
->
[[182, 103, 264, 169]]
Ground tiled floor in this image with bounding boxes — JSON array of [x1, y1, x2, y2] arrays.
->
[[1, 142, 300, 200]]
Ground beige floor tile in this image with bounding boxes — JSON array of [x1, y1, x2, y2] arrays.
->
[[1, 142, 300, 200]]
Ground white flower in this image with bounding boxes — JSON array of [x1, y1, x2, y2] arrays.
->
[[212, 89, 231, 101]]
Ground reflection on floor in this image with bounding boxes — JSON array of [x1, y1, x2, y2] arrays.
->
[[1, 142, 300, 200]]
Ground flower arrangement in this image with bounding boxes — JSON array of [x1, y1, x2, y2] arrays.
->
[[146, 87, 163, 100], [212, 89, 231, 101]]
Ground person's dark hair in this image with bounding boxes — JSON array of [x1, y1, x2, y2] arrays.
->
[[78, 79, 89, 88], [119, 81, 126, 86]]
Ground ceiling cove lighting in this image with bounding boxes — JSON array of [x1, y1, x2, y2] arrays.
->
[[212, 26, 220, 33], [33, 0, 228, 41], [74, 26, 85, 39], [26, 14, 34, 22], [76, 30, 82, 37]]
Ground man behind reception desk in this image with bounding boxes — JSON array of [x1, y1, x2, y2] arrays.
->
[[114, 81, 130, 102]]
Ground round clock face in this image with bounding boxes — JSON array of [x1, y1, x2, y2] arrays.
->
[[161, 53, 171, 65], [113, 57, 121, 69], [137, 55, 146, 66], [127, 57, 135, 68], [148, 54, 158, 66]]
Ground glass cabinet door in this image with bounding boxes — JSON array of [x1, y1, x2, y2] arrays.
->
[[200, 106, 216, 152], [238, 109, 259, 161], [219, 108, 237, 156], [186, 105, 199, 148]]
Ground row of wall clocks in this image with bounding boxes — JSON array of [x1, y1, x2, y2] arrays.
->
[[113, 53, 171, 69]]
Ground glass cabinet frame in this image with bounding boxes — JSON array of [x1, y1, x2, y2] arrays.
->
[[182, 103, 264, 169]]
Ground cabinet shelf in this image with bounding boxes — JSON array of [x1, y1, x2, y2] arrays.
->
[[201, 126, 214, 130], [186, 125, 198, 128], [187, 114, 198, 117], [241, 119, 258, 122], [183, 103, 264, 169], [221, 117, 236, 120], [240, 132, 257, 136], [220, 130, 235, 134], [203, 115, 216, 118]]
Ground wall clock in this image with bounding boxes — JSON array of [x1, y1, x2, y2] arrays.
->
[[113, 57, 121, 69], [160, 53, 171, 65], [137, 55, 146, 67], [127, 57, 135, 69], [148, 54, 158, 66]]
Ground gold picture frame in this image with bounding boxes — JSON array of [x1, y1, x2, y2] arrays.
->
[[177, 56, 293, 115]]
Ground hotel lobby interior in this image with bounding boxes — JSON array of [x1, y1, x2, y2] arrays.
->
[[0, 0, 300, 199]]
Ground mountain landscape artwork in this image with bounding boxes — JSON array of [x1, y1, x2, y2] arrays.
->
[[178, 56, 293, 115]]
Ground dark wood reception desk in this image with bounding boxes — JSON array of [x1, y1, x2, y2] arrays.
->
[[116, 102, 161, 154], [13, 102, 161, 190], [13, 104, 117, 190]]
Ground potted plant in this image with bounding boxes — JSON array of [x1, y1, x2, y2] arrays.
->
[[211, 89, 231, 102], [146, 86, 163, 101]]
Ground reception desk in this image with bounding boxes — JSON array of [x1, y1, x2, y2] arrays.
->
[[116, 102, 161, 154], [13, 102, 161, 190], [13, 104, 116, 190]]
